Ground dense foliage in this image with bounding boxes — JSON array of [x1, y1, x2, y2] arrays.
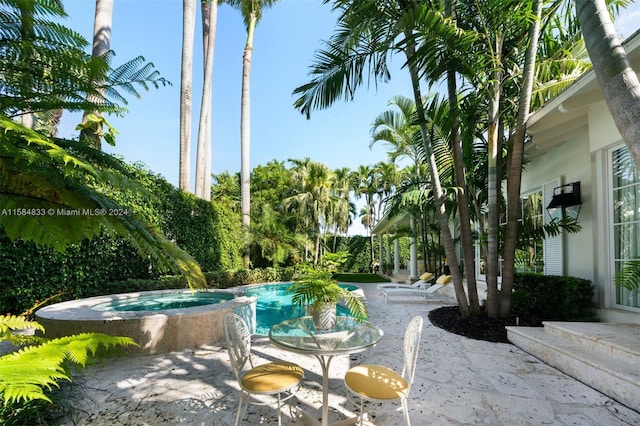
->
[[1, 162, 243, 315], [105, 162, 244, 272], [511, 273, 598, 323]]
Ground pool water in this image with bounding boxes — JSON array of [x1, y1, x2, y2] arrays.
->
[[245, 282, 358, 335], [91, 291, 236, 312]]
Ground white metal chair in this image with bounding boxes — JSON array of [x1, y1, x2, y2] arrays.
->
[[344, 316, 423, 426], [223, 313, 304, 426]]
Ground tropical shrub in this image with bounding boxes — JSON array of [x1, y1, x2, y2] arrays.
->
[[511, 273, 598, 324]]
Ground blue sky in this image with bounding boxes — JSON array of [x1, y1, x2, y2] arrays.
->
[[58, 0, 415, 187], [56, 0, 640, 236]]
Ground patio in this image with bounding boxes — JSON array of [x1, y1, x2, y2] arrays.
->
[[60, 284, 640, 425]]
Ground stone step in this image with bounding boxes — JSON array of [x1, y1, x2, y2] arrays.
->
[[506, 323, 640, 413], [542, 321, 640, 364]]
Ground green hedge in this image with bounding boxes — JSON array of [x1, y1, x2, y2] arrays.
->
[[511, 272, 598, 324], [205, 267, 296, 288], [0, 163, 243, 316], [0, 233, 154, 315]]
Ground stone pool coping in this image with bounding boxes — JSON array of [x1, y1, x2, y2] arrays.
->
[[35, 289, 255, 355]]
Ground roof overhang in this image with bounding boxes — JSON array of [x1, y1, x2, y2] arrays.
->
[[526, 28, 640, 154], [371, 210, 411, 235]]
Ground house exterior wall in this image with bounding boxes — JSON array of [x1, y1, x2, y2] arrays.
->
[[526, 97, 640, 324], [522, 132, 594, 282]]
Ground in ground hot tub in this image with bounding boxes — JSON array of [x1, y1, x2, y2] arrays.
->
[[35, 289, 255, 355]]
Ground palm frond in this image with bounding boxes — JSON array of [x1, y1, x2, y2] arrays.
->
[[292, 4, 394, 118], [103, 55, 172, 105], [615, 259, 640, 291]]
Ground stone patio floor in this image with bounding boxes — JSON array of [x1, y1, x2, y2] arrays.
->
[[59, 284, 640, 425]]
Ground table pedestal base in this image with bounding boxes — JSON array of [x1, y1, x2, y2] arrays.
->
[[294, 407, 360, 426]]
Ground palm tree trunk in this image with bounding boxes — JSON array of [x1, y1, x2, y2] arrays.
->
[[81, 0, 114, 150], [195, 0, 217, 201], [241, 12, 256, 267], [179, 0, 196, 192], [314, 226, 321, 267], [501, 0, 542, 318], [445, 0, 480, 315], [485, 31, 504, 319], [404, 32, 470, 318], [447, 68, 480, 314], [576, 0, 640, 171]]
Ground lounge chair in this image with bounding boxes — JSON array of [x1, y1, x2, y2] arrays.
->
[[382, 274, 452, 302], [377, 272, 434, 295]]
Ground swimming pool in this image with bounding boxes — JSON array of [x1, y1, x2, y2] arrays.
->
[[243, 282, 359, 335], [91, 291, 236, 312]]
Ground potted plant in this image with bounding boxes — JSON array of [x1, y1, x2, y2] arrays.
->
[[288, 269, 368, 330]]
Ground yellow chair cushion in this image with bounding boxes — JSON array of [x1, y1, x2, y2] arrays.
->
[[241, 361, 304, 393], [436, 274, 452, 285], [345, 364, 408, 400], [419, 272, 434, 281]]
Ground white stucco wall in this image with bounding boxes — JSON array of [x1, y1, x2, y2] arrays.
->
[[524, 33, 640, 323], [588, 101, 621, 152], [523, 132, 594, 282], [526, 101, 640, 323]]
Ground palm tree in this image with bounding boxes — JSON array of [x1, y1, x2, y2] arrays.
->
[[499, 0, 544, 317], [179, 0, 197, 192], [294, 0, 474, 316], [445, 0, 598, 318], [80, 0, 114, 149], [284, 161, 346, 266], [194, 0, 217, 201], [329, 167, 354, 250], [251, 204, 310, 266], [370, 95, 421, 171], [226, 0, 279, 265], [351, 164, 381, 263]]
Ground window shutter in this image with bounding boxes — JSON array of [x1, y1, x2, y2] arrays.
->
[[543, 177, 563, 275]]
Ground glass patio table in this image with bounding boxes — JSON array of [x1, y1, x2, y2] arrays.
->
[[269, 316, 383, 426]]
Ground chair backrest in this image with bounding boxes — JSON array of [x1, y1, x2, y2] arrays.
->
[[401, 316, 423, 393], [412, 280, 426, 289], [425, 283, 445, 293], [224, 313, 253, 382]]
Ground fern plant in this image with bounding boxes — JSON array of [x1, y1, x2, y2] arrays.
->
[[0, 313, 137, 406], [0, 0, 170, 123]]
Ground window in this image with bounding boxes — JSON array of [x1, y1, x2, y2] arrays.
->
[[475, 189, 546, 280], [612, 146, 640, 309], [517, 191, 544, 274]]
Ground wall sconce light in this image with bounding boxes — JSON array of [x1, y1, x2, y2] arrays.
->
[[546, 181, 582, 221]]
